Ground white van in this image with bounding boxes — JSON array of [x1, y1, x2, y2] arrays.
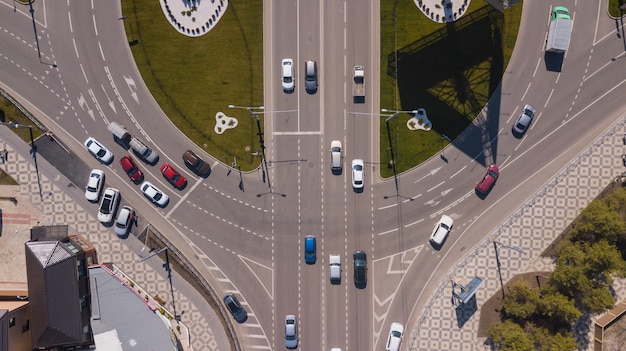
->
[[129, 138, 158, 164], [107, 122, 131, 145]]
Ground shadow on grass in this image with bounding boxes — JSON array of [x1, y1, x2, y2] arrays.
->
[[386, 5, 506, 168]]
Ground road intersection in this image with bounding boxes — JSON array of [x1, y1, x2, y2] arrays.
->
[[1, 0, 626, 350]]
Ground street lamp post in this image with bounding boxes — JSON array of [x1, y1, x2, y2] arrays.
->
[[228, 104, 295, 196], [228, 105, 271, 192], [381, 109, 419, 198], [0, 121, 42, 199], [137, 247, 180, 321]]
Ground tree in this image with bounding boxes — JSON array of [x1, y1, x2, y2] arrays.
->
[[503, 280, 539, 320], [571, 201, 625, 244], [584, 240, 626, 282], [530, 326, 577, 351], [487, 320, 534, 351], [581, 286, 615, 314], [537, 292, 581, 325]]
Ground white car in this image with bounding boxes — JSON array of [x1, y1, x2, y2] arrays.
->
[[98, 187, 120, 224], [114, 206, 135, 237], [285, 315, 298, 349], [85, 169, 104, 202], [385, 322, 404, 351], [84, 137, 113, 164], [141, 181, 169, 207], [281, 58, 294, 93], [430, 215, 454, 246], [351, 159, 364, 189]]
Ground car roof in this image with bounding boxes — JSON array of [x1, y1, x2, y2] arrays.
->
[[476, 165, 499, 193]]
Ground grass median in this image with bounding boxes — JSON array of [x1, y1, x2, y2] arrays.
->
[[122, 0, 521, 176]]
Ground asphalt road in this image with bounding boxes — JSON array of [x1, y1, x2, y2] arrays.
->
[[1, 0, 626, 350]]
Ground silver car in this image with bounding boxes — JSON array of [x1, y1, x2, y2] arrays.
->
[[512, 104, 535, 136], [98, 187, 120, 224], [114, 206, 135, 237], [285, 315, 297, 349], [330, 140, 343, 173]]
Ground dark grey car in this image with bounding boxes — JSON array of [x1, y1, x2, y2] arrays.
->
[[304, 60, 317, 94], [353, 250, 367, 289], [223, 293, 247, 323]]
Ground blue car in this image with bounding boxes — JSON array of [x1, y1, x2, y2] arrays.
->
[[304, 236, 316, 264]]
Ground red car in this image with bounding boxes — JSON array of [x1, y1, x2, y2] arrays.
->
[[161, 162, 187, 188], [120, 155, 143, 182], [475, 164, 499, 195]]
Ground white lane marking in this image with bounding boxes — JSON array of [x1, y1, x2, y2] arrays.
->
[[378, 227, 398, 236], [67, 11, 73, 33], [92, 14, 98, 36], [449, 165, 466, 179], [98, 41, 105, 62], [414, 166, 443, 183], [72, 37, 79, 59], [404, 218, 424, 228], [427, 181, 444, 192], [78, 63, 89, 84]]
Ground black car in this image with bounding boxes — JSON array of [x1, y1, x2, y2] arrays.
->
[[223, 293, 247, 323], [353, 250, 367, 289]]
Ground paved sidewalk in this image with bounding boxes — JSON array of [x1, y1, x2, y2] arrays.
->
[[0, 126, 229, 351], [409, 117, 626, 350]]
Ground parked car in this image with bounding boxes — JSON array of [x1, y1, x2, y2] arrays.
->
[[304, 235, 316, 264], [304, 59, 317, 94], [223, 293, 247, 323], [114, 206, 135, 237], [353, 250, 367, 289], [352, 159, 364, 190], [98, 187, 120, 224], [330, 140, 343, 174], [512, 104, 536, 136], [84, 137, 113, 164], [119, 155, 143, 182], [183, 150, 211, 177], [141, 181, 169, 207], [281, 58, 294, 93], [430, 215, 454, 246], [285, 315, 298, 349], [160, 162, 187, 188], [85, 169, 104, 202], [385, 322, 404, 351], [475, 165, 500, 196]]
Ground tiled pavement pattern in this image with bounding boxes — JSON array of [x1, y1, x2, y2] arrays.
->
[[410, 117, 626, 351], [0, 135, 225, 351], [3, 115, 626, 351]]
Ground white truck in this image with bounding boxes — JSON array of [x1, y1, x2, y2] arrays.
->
[[329, 254, 341, 284], [352, 66, 365, 103], [545, 6, 572, 54]]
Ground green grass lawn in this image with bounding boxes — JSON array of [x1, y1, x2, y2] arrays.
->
[[122, 0, 521, 175], [122, 0, 263, 171], [379, 1, 522, 177], [609, 0, 626, 17]]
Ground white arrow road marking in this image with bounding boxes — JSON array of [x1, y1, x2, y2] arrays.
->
[[77, 93, 94, 121], [100, 84, 117, 114], [123, 75, 139, 103], [414, 166, 443, 183]]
